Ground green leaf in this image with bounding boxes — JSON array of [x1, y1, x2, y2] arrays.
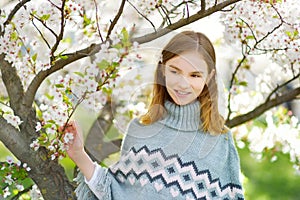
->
[[97, 59, 110, 69], [74, 71, 85, 78], [55, 84, 65, 88], [83, 14, 92, 27], [32, 53, 38, 62], [45, 93, 54, 100], [41, 14, 50, 21], [238, 81, 248, 87], [246, 35, 254, 40], [10, 31, 18, 41], [59, 55, 68, 60], [121, 27, 131, 47]]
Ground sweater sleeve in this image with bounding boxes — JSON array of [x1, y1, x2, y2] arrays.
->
[[74, 162, 112, 200]]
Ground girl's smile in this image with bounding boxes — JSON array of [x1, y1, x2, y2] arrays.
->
[[165, 51, 209, 106]]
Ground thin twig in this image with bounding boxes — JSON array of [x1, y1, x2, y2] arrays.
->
[[47, 0, 60, 10], [201, 0, 206, 11], [185, 1, 190, 18], [50, 0, 67, 58], [159, 5, 172, 25], [127, 0, 156, 32], [226, 55, 247, 121], [93, 0, 104, 42], [3, 0, 31, 27], [30, 13, 58, 38], [265, 73, 300, 102], [106, 0, 126, 40], [60, 92, 86, 134], [31, 19, 52, 50]]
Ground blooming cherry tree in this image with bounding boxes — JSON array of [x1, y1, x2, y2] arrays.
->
[[0, 0, 299, 199]]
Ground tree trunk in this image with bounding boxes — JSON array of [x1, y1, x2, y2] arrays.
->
[[0, 108, 77, 199]]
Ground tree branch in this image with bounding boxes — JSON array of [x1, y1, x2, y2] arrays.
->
[[93, 0, 104, 42], [106, 0, 126, 40], [132, 0, 241, 44], [50, 0, 66, 58], [23, 0, 242, 112], [1, 0, 31, 35], [0, 113, 77, 199], [266, 73, 300, 102], [226, 55, 247, 121], [201, 0, 206, 11], [0, 54, 24, 113], [127, 0, 156, 31], [226, 87, 300, 128], [23, 43, 99, 109]]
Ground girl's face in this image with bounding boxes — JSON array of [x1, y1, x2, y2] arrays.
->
[[164, 51, 209, 106]]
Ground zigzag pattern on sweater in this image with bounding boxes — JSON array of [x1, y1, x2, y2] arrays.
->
[[109, 145, 244, 200]]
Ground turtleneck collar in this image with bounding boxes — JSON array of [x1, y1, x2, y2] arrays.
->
[[160, 100, 201, 131]]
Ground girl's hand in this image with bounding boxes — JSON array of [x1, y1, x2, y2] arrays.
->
[[60, 121, 95, 180], [61, 121, 85, 161]]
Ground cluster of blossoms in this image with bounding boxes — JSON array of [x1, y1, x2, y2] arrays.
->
[[220, 0, 299, 73], [0, 1, 63, 88], [31, 71, 105, 160], [129, 0, 216, 20], [217, 0, 300, 172], [0, 156, 31, 198], [129, 0, 180, 16], [255, 62, 295, 95], [30, 25, 141, 159], [2, 0, 144, 161], [233, 107, 300, 173]]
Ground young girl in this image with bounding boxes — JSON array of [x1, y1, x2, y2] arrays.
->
[[65, 31, 245, 199]]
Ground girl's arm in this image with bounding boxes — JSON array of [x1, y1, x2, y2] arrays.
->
[[63, 121, 95, 181]]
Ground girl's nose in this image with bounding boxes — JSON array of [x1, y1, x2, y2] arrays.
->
[[177, 76, 190, 89]]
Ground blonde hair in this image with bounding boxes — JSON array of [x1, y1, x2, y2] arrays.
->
[[140, 31, 227, 134]]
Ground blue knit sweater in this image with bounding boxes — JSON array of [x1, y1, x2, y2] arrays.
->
[[75, 101, 244, 199]]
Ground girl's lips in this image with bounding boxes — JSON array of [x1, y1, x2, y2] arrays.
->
[[174, 89, 191, 97]]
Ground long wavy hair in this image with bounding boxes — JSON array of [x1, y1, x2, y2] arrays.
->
[[140, 31, 227, 134]]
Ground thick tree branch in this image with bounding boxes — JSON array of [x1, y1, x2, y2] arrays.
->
[[132, 0, 241, 44], [0, 114, 76, 199], [0, 116, 27, 156], [0, 54, 24, 113], [226, 87, 300, 128]]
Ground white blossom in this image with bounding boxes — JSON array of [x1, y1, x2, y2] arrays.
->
[[5, 174, 13, 185], [30, 139, 40, 151], [35, 122, 42, 132], [63, 132, 74, 144], [16, 184, 24, 191], [3, 187, 11, 198], [6, 156, 14, 164], [3, 113, 23, 129]]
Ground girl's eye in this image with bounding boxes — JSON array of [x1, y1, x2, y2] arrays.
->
[[170, 70, 178, 74], [191, 74, 201, 78]]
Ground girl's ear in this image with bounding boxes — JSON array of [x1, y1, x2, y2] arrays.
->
[[206, 69, 215, 84]]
